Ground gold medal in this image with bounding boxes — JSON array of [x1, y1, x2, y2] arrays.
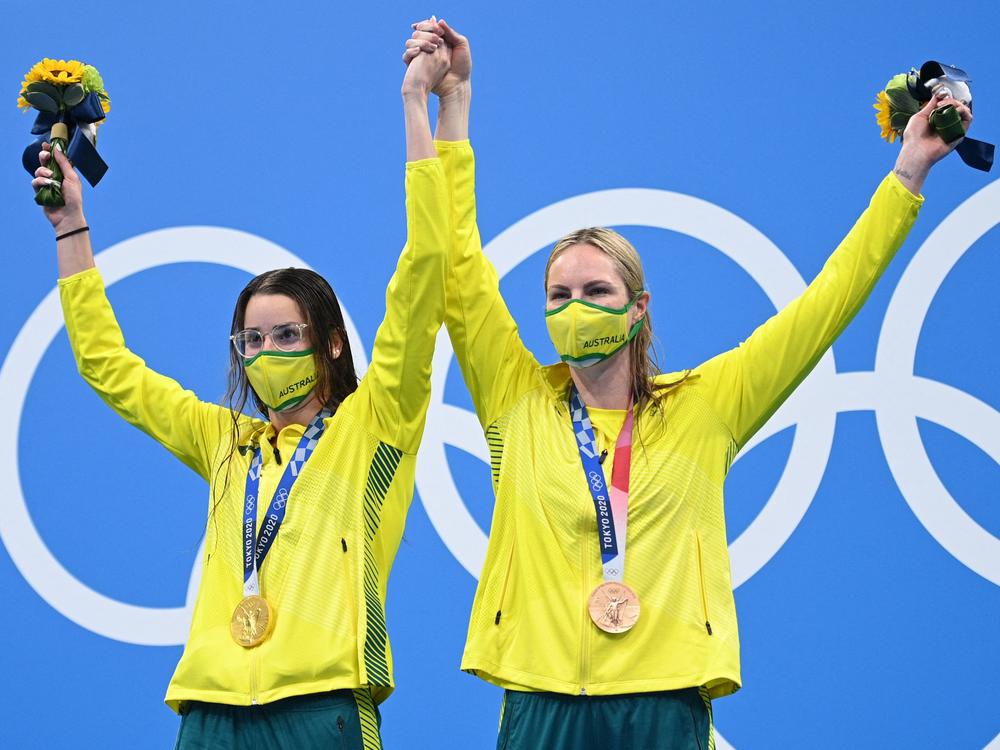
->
[[588, 581, 640, 633], [230, 594, 274, 647]]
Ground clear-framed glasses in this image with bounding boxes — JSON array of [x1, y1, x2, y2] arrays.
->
[[230, 322, 310, 358]]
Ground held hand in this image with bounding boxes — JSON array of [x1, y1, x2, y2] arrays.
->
[[402, 18, 443, 65], [32, 144, 86, 233], [433, 19, 471, 98], [401, 17, 450, 98], [404, 19, 472, 99]]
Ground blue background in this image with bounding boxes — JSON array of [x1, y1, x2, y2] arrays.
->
[[2, 1, 998, 748]]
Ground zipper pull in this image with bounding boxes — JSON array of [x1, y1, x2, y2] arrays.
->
[[598, 449, 608, 465], [274, 447, 282, 465], [495, 610, 502, 625], [341, 538, 348, 553], [706, 621, 713, 636]]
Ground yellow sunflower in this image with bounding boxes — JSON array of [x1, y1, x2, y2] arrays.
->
[[18, 58, 93, 112], [873, 90, 897, 143], [29, 58, 85, 86], [18, 58, 86, 106]]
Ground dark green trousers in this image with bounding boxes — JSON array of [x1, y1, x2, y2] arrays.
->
[[497, 687, 714, 750], [174, 689, 382, 750]]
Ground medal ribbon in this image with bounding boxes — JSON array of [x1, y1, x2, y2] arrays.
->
[[570, 386, 635, 582], [242, 408, 330, 597]]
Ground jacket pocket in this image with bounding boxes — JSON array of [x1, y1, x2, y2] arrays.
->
[[694, 532, 713, 636], [339, 536, 360, 640], [494, 543, 516, 626]]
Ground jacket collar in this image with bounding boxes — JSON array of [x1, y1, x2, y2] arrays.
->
[[540, 362, 696, 406]]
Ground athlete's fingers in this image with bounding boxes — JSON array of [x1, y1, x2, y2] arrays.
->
[[32, 176, 60, 190], [438, 19, 468, 48], [410, 30, 442, 50], [411, 16, 441, 32], [406, 36, 439, 53]]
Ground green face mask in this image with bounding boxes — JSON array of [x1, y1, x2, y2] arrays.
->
[[544, 295, 643, 368], [244, 349, 318, 412]]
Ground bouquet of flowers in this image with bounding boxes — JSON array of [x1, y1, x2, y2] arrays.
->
[[18, 58, 111, 206], [873, 61, 993, 172]]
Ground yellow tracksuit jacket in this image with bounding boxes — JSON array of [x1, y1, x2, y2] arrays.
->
[[436, 140, 921, 698], [58, 157, 449, 711]]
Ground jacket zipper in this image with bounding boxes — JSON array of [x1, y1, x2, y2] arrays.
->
[[250, 650, 259, 705], [695, 532, 713, 636], [494, 543, 516, 625]]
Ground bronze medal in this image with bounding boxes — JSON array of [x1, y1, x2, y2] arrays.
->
[[588, 581, 640, 633], [230, 594, 274, 647]]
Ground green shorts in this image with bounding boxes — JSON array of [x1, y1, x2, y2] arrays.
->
[[173, 688, 382, 750], [497, 687, 714, 750]]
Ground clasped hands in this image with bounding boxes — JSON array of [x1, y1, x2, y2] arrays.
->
[[401, 17, 472, 101]]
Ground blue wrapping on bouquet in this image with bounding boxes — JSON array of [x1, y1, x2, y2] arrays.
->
[[21, 92, 108, 186]]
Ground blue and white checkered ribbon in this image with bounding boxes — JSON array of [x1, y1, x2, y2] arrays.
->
[[242, 408, 330, 597]]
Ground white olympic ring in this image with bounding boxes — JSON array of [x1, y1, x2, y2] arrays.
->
[[0, 226, 368, 646], [875, 178, 1000, 586], [412, 184, 1000, 750]]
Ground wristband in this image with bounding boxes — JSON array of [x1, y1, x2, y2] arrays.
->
[[55, 226, 89, 242]]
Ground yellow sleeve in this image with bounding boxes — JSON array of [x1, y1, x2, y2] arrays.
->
[[59, 267, 237, 480], [343, 157, 449, 454], [694, 171, 923, 450], [435, 140, 541, 429]]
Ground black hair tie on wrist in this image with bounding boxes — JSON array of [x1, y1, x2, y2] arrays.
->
[[55, 226, 90, 242]]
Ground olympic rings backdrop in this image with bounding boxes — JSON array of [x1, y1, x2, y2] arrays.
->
[[2, 2, 998, 748]]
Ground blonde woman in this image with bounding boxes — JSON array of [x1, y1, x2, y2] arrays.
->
[[406, 19, 971, 750]]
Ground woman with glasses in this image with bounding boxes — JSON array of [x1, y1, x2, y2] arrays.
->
[[31, 36, 452, 750], [404, 20, 972, 750]]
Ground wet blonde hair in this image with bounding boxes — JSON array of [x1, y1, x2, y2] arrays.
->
[[544, 227, 669, 417]]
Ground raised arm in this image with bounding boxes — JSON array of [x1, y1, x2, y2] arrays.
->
[[406, 20, 541, 430], [341, 36, 451, 454], [33, 146, 237, 479], [695, 93, 972, 450]]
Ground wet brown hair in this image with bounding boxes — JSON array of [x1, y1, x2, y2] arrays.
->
[[209, 268, 359, 542]]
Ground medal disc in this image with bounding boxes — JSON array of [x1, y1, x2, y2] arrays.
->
[[230, 595, 274, 647], [588, 581, 640, 633]]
